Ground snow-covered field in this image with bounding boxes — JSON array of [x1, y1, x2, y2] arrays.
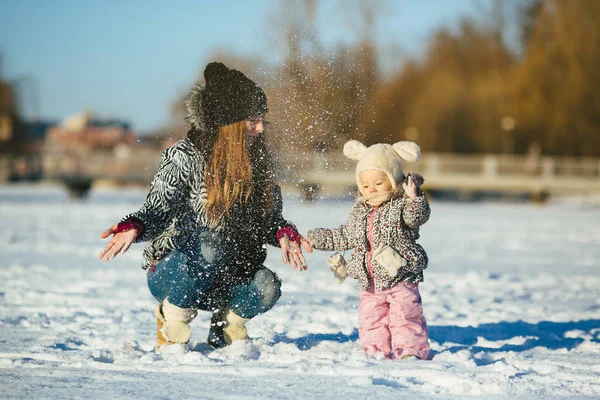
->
[[1, 184, 599, 399]]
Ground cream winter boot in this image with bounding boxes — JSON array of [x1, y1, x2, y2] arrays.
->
[[154, 298, 197, 352], [207, 309, 250, 348]]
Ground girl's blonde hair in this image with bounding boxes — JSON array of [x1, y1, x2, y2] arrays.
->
[[204, 121, 274, 227]]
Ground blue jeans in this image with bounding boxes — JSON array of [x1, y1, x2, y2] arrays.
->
[[147, 244, 282, 319]]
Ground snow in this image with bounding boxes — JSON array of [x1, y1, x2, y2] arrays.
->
[[1, 184, 599, 399]]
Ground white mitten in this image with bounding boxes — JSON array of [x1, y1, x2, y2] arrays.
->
[[327, 252, 348, 284], [372, 244, 407, 277]]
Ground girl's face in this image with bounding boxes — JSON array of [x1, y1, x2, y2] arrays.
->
[[244, 113, 268, 146], [359, 170, 393, 196]]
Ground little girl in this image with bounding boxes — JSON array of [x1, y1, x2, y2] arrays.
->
[[307, 139, 431, 360]]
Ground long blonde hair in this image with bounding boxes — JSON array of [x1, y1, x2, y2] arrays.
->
[[204, 121, 274, 227]]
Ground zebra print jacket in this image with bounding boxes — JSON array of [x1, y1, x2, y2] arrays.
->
[[122, 84, 294, 271]]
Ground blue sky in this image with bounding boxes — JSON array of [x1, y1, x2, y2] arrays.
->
[[0, 0, 488, 133]]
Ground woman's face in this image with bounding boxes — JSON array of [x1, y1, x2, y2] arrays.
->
[[244, 114, 268, 146], [359, 170, 393, 196]]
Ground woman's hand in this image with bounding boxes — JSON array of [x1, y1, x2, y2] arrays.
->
[[280, 234, 313, 271], [402, 175, 418, 199], [99, 224, 138, 261]]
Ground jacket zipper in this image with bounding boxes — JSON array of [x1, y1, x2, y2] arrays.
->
[[366, 207, 378, 278]]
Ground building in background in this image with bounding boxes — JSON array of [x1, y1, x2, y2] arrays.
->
[[42, 111, 139, 191]]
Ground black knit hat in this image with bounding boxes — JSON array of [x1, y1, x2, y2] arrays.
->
[[203, 62, 269, 128]]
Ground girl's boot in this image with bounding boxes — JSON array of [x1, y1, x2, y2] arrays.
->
[[155, 298, 197, 352], [207, 309, 250, 348]]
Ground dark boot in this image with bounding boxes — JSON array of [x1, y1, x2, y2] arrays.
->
[[207, 308, 250, 348], [207, 308, 229, 348]]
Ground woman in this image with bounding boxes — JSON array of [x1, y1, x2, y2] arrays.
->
[[99, 62, 312, 351]]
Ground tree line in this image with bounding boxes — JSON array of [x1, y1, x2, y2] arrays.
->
[[171, 0, 600, 157]]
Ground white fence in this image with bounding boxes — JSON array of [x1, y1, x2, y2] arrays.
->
[[3, 150, 600, 200], [276, 152, 600, 199]]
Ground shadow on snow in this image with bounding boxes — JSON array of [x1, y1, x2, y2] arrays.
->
[[429, 319, 600, 354], [269, 319, 600, 355]]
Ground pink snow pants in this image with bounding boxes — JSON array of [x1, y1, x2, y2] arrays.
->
[[358, 281, 430, 360]]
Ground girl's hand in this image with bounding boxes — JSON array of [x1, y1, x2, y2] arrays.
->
[[280, 234, 313, 271], [402, 175, 418, 199], [99, 224, 138, 261]]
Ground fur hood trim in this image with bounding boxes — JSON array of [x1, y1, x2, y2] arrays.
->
[[184, 83, 207, 132]]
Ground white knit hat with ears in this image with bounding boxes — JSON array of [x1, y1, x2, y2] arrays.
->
[[343, 140, 421, 190]]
